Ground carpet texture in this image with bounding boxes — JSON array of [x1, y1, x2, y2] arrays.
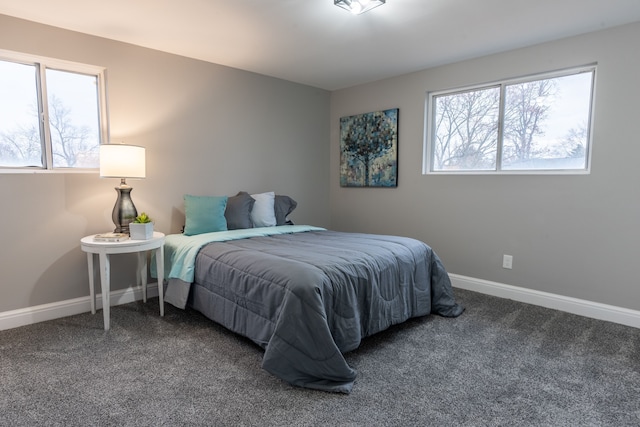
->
[[1, 289, 639, 426]]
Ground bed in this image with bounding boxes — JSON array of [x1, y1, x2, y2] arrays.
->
[[158, 222, 464, 394]]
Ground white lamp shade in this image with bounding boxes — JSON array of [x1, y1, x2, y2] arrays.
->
[[99, 144, 146, 179]]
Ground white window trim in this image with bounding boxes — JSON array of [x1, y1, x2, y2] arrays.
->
[[423, 64, 597, 175], [0, 49, 109, 174]]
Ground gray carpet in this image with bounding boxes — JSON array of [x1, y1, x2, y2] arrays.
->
[[1, 289, 639, 426]]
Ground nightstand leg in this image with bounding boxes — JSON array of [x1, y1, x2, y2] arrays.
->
[[99, 252, 111, 331], [87, 253, 96, 314], [156, 245, 165, 317], [137, 252, 148, 303]]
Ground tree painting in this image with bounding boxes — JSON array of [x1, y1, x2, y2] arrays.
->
[[340, 108, 398, 187]]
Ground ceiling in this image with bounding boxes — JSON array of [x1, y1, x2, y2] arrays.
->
[[1, 0, 640, 91]]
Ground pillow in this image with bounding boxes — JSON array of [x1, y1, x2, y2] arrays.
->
[[250, 191, 277, 227], [183, 194, 228, 236], [225, 191, 255, 230], [274, 195, 297, 225]]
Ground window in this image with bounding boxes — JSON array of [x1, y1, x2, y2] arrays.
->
[[424, 66, 595, 174], [0, 50, 108, 172]]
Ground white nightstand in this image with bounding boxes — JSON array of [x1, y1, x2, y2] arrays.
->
[[80, 231, 165, 330]]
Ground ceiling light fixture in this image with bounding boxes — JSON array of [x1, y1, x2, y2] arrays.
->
[[334, 0, 386, 15]]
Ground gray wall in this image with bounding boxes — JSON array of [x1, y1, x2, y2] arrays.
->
[[0, 15, 330, 313], [2, 13, 639, 318], [330, 22, 640, 311]]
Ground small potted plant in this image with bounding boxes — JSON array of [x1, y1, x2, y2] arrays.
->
[[129, 212, 154, 240]]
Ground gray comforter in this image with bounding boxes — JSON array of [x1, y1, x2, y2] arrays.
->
[[171, 229, 463, 393]]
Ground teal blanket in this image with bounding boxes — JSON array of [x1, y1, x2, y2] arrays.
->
[[153, 225, 325, 283]]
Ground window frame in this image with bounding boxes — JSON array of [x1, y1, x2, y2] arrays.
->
[[423, 65, 597, 175], [0, 49, 109, 174]]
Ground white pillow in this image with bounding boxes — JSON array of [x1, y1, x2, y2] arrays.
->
[[250, 191, 277, 227]]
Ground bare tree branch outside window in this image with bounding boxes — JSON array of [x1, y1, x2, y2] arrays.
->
[[428, 68, 594, 172], [0, 53, 105, 170]]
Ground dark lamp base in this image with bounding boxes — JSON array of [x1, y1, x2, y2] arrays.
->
[[112, 185, 138, 234]]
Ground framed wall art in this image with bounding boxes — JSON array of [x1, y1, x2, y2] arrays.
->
[[340, 108, 398, 187]]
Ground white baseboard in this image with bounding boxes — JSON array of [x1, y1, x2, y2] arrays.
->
[[3, 277, 639, 331], [0, 284, 159, 331], [450, 274, 640, 329]]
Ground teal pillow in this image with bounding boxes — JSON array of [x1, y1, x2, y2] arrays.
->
[[183, 194, 228, 236]]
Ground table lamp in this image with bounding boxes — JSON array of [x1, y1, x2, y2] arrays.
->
[[99, 144, 146, 234]]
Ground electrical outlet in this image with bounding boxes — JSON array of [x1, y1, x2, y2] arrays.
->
[[502, 254, 513, 269]]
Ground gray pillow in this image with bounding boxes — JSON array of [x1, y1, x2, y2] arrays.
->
[[225, 191, 255, 230], [274, 195, 297, 225]]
